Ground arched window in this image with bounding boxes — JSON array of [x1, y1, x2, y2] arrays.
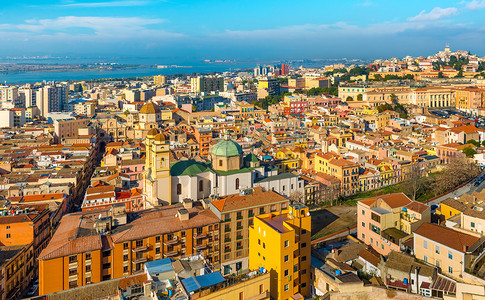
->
[[235, 178, 240, 190], [199, 180, 203, 192], [177, 184, 182, 195]]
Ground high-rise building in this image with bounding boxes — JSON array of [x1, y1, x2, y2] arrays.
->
[[281, 64, 289, 76], [0, 86, 20, 109], [249, 203, 311, 299], [190, 76, 224, 93], [36, 85, 68, 117], [153, 75, 167, 86]]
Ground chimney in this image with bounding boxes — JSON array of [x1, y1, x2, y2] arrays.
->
[[201, 198, 210, 209], [182, 198, 193, 209], [178, 208, 189, 221]]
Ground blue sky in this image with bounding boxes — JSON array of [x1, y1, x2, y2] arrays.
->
[[1, 0, 485, 61]]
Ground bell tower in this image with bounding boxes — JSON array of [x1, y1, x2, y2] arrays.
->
[[143, 129, 171, 207]]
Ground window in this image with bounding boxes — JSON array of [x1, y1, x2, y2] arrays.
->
[[361, 222, 365, 227], [435, 245, 440, 254], [156, 236, 161, 243], [284, 269, 289, 276], [123, 242, 129, 249], [301, 283, 307, 288], [448, 251, 453, 259], [177, 183, 182, 195], [370, 237, 373, 244], [471, 222, 476, 228], [448, 266, 453, 274], [6, 234, 10, 239], [85, 252, 91, 260], [260, 207, 265, 214], [436, 260, 441, 268], [85, 265, 91, 272], [284, 284, 289, 291], [302, 229, 307, 235], [199, 180, 203, 192], [6, 225, 10, 229], [424, 255, 428, 263], [258, 239, 261, 245], [302, 256, 307, 262], [103, 263, 111, 269], [302, 242, 307, 248], [284, 240, 289, 247], [361, 210, 365, 215], [136, 240, 143, 248], [263, 243, 266, 249], [381, 243, 384, 250], [302, 269, 306, 275], [219, 160, 223, 167], [284, 255, 289, 262], [123, 254, 129, 261], [294, 264, 298, 272], [423, 240, 428, 249], [102, 250, 111, 257], [69, 255, 77, 263], [123, 266, 129, 273], [235, 178, 240, 190]]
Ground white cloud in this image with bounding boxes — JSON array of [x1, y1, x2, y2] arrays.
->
[[463, 0, 485, 10], [15, 16, 164, 35], [407, 7, 458, 22], [60, 1, 151, 7]]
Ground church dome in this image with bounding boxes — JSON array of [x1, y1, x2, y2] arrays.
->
[[140, 102, 161, 114], [153, 133, 166, 142], [170, 160, 211, 176], [211, 137, 243, 157], [147, 128, 159, 136]]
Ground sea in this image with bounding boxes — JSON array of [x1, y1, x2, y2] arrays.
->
[[0, 57, 269, 84]]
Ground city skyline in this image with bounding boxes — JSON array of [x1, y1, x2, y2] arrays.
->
[[2, 0, 485, 61]]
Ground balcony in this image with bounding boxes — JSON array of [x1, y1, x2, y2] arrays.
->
[[236, 215, 243, 220], [163, 236, 179, 246], [224, 228, 231, 233], [224, 248, 231, 253], [236, 235, 243, 240], [164, 250, 179, 258], [194, 232, 207, 239], [223, 218, 231, 223], [133, 257, 148, 264], [193, 243, 207, 250], [237, 226, 243, 230], [133, 246, 148, 252], [224, 238, 231, 243]]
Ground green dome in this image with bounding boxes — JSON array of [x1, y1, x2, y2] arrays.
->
[[244, 153, 259, 162], [211, 139, 243, 157], [170, 160, 211, 176]]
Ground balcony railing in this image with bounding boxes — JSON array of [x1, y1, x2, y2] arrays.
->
[[224, 248, 231, 253], [236, 216, 243, 220], [163, 236, 178, 246], [133, 257, 148, 263], [163, 250, 179, 257], [193, 244, 207, 250], [224, 228, 231, 233], [224, 238, 231, 243], [194, 232, 207, 239], [236, 235, 243, 240], [133, 246, 148, 252]]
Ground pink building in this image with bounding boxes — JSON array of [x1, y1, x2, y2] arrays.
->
[[357, 193, 421, 256]]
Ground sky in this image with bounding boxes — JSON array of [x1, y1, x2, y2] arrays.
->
[[1, 0, 485, 62]]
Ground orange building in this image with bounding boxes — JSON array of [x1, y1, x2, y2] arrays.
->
[[194, 127, 213, 156], [38, 200, 221, 295]]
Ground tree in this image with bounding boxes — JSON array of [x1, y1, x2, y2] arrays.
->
[[467, 139, 480, 147], [463, 146, 478, 158], [432, 157, 480, 196], [455, 70, 464, 78], [346, 96, 353, 102], [482, 140, 485, 147], [373, 74, 383, 81], [123, 110, 130, 116], [402, 164, 428, 201], [390, 93, 398, 105], [357, 94, 363, 101], [438, 72, 444, 78], [289, 190, 304, 203]]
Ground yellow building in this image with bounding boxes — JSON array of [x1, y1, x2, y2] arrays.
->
[[153, 75, 167, 86], [0, 243, 35, 300], [143, 128, 171, 206], [439, 198, 466, 220], [249, 203, 311, 300], [195, 272, 271, 300]]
